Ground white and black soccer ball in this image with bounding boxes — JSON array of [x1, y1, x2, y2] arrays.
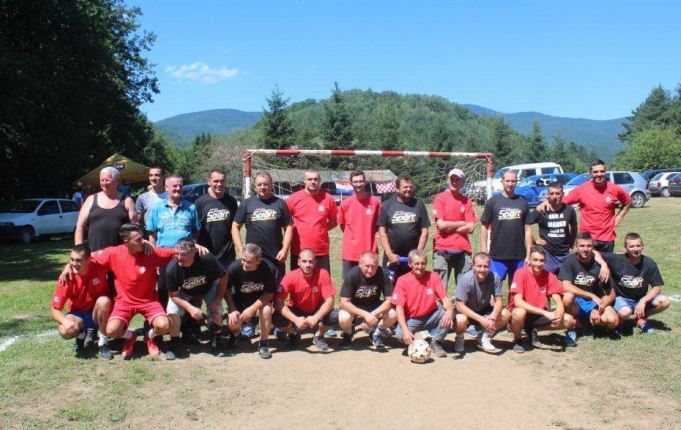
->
[[408, 339, 431, 364]]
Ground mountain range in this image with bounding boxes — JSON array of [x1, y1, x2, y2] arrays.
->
[[155, 103, 629, 161]]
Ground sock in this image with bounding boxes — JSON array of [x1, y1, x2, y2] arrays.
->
[[259, 339, 268, 347], [147, 328, 157, 339], [77, 330, 86, 339], [169, 336, 180, 347], [98, 332, 109, 346], [122, 330, 134, 340]]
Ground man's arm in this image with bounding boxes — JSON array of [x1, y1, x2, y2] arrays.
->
[[601, 287, 616, 307], [74, 195, 94, 244], [592, 251, 611, 283], [276, 225, 293, 263], [417, 227, 429, 250], [124, 197, 138, 224], [231, 222, 244, 258], [308, 295, 334, 326], [455, 300, 486, 325], [379, 226, 399, 262], [339, 297, 378, 326], [440, 296, 454, 329], [275, 297, 307, 330], [514, 293, 552, 318], [480, 224, 489, 253], [241, 293, 274, 322], [524, 224, 533, 263], [562, 280, 599, 301], [169, 291, 204, 320], [614, 201, 631, 230], [635, 286, 663, 319], [395, 305, 413, 345]]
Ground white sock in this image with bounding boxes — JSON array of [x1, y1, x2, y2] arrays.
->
[[147, 328, 157, 339], [122, 330, 134, 340], [77, 331, 86, 339], [98, 332, 109, 346]]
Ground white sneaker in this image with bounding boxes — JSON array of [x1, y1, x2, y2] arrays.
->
[[477, 332, 496, 352], [454, 334, 465, 353]]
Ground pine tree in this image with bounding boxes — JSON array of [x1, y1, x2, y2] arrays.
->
[[322, 82, 354, 149], [260, 85, 295, 150], [526, 120, 547, 162]]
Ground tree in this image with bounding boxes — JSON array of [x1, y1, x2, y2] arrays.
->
[[615, 125, 681, 170], [322, 82, 354, 149], [260, 85, 295, 150], [0, 0, 158, 202], [526, 120, 547, 162], [490, 117, 514, 166], [431, 116, 452, 151], [619, 85, 672, 144]]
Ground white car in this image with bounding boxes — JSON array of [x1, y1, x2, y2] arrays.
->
[[469, 161, 564, 203], [648, 171, 680, 197], [0, 198, 80, 244]]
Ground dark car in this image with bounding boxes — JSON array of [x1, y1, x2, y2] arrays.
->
[[668, 173, 681, 197], [641, 168, 681, 185]]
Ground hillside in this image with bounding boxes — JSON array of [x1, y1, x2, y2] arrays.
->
[[155, 109, 261, 147], [465, 104, 626, 161]]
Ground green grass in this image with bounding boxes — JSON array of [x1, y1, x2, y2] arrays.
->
[[0, 198, 680, 428]]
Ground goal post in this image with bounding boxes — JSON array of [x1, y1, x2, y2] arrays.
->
[[242, 148, 494, 203]]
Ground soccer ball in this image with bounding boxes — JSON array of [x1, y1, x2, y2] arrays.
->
[[408, 339, 431, 364]]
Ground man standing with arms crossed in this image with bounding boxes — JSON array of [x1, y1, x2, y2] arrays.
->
[[432, 168, 477, 293], [480, 171, 532, 288], [286, 170, 337, 274], [377, 176, 430, 282], [338, 170, 382, 278]]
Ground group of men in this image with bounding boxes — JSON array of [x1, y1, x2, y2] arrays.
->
[[52, 159, 671, 361]]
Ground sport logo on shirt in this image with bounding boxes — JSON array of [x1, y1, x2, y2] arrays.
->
[[182, 276, 207, 290], [318, 205, 326, 212], [206, 208, 231, 222], [251, 208, 278, 222], [391, 211, 417, 224], [365, 209, 373, 215], [92, 278, 100, 286], [620, 275, 643, 289], [139, 266, 147, 274], [241, 282, 265, 293], [574, 274, 596, 287], [355, 285, 378, 299], [498, 208, 522, 220], [426, 288, 433, 295]]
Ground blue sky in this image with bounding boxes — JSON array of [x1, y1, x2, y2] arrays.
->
[[127, 1, 681, 122]]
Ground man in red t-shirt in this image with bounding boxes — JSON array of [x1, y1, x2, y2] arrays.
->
[[286, 170, 337, 274], [390, 249, 454, 358], [91, 223, 175, 359], [432, 168, 477, 294], [338, 170, 381, 279], [273, 249, 338, 351], [508, 246, 574, 353], [540, 159, 631, 253], [51, 244, 113, 359]]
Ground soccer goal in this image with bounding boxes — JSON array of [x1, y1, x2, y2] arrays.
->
[[242, 149, 494, 204]]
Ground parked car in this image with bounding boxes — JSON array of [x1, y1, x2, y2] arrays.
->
[[181, 183, 242, 204], [667, 173, 681, 197], [641, 167, 681, 185], [470, 161, 564, 203], [648, 171, 681, 197], [564, 171, 651, 208], [0, 198, 80, 244], [492, 173, 576, 207]]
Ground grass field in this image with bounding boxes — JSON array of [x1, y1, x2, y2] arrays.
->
[[1, 198, 680, 428]]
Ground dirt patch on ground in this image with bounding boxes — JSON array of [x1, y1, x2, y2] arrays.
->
[[5, 331, 680, 430]]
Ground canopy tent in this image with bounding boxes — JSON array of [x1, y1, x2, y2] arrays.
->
[[73, 153, 150, 188]]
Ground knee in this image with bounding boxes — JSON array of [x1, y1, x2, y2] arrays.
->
[[153, 317, 170, 334], [511, 307, 526, 322], [338, 310, 352, 326], [658, 297, 671, 310], [455, 314, 468, 327], [106, 321, 124, 338], [563, 313, 574, 328], [562, 292, 575, 305], [618, 308, 632, 319], [261, 304, 273, 317]]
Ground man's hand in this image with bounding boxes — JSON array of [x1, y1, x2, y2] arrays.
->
[[589, 309, 601, 327], [58, 264, 76, 282], [189, 306, 204, 321], [195, 244, 210, 256], [142, 240, 154, 256], [536, 200, 550, 214], [535, 238, 547, 246], [363, 312, 379, 328], [227, 310, 240, 326], [598, 265, 611, 283], [294, 316, 308, 331], [591, 296, 603, 309], [304, 315, 319, 328], [634, 301, 647, 319], [440, 309, 453, 329], [386, 252, 399, 265], [240, 307, 255, 323], [275, 249, 287, 264], [481, 316, 496, 333], [402, 330, 415, 345], [62, 319, 79, 335]]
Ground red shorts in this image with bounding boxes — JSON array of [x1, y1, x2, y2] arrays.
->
[[109, 301, 166, 327]]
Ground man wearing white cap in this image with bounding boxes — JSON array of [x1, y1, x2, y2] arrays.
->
[[432, 168, 478, 294]]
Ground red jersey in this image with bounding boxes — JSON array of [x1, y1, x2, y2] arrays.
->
[[390, 271, 447, 319], [507, 266, 563, 309], [432, 191, 477, 253], [277, 267, 335, 314], [338, 194, 381, 261], [287, 190, 338, 256], [563, 181, 631, 242], [91, 245, 175, 306], [51, 263, 109, 312]]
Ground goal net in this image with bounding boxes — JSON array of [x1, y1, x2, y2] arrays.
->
[[242, 149, 493, 205]]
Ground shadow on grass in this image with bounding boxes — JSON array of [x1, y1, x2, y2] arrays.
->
[[0, 238, 71, 282], [0, 315, 53, 335]]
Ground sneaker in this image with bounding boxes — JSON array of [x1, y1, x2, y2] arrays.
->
[[121, 335, 136, 360], [512, 340, 526, 354], [430, 339, 447, 358], [370, 328, 385, 350], [340, 332, 353, 349], [211, 334, 227, 357], [565, 330, 578, 347], [73, 338, 85, 356], [274, 327, 288, 341], [477, 332, 496, 352], [144, 334, 160, 356], [531, 329, 541, 348], [609, 328, 622, 340], [454, 334, 465, 354], [182, 329, 201, 345], [98, 344, 113, 360], [312, 334, 330, 352], [287, 332, 300, 349], [83, 328, 96, 349], [258, 342, 272, 359], [166, 337, 180, 361], [582, 322, 594, 337], [638, 320, 655, 334]]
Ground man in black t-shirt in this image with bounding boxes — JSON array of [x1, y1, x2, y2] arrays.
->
[[166, 238, 227, 359], [338, 252, 396, 350], [559, 232, 618, 335], [377, 176, 430, 282], [224, 243, 277, 359], [602, 232, 671, 334], [231, 170, 293, 284], [527, 182, 578, 274], [480, 171, 532, 288], [195, 169, 239, 269]]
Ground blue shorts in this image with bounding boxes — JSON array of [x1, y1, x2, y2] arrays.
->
[[544, 251, 570, 274], [490, 259, 524, 282], [575, 297, 598, 320], [68, 310, 97, 331], [613, 295, 661, 313]]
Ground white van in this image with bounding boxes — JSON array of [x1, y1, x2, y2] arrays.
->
[[470, 162, 564, 199]]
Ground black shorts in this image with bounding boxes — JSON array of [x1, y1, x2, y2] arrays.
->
[[273, 307, 338, 328]]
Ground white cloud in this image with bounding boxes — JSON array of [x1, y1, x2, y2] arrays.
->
[[165, 62, 239, 84]]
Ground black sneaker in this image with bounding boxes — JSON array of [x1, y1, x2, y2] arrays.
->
[[512, 340, 526, 354], [166, 337, 180, 360], [98, 343, 113, 360], [182, 329, 201, 346], [287, 332, 300, 349], [340, 332, 353, 349], [83, 328, 96, 349], [429, 339, 447, 358], [312, 334, 330, 352], [211, 334, 227, 357], [73, 338, 85, 356], [258, 342, 272, 359]]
